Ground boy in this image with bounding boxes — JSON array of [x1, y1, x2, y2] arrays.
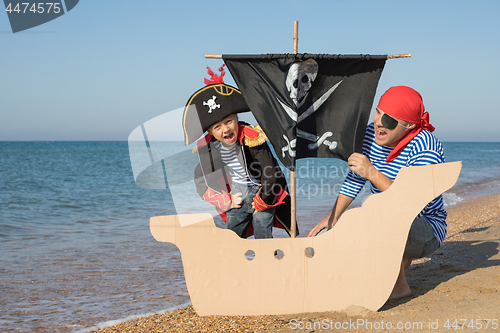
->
[[182, 73, 294, 239]]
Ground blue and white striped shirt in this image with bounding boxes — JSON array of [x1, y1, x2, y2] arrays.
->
[[339, 123, 447, 245], [217, 142, 257, 186]]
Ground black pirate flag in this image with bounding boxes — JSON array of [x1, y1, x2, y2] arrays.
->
[[224, 54, 386, 170]]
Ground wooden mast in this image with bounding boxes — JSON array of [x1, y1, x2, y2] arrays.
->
[[290, 21, 298, 238]]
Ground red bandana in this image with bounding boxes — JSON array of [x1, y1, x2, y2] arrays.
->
[[377, 86, 435, 162]]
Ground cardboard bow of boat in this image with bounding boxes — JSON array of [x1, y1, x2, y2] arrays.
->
[[150, 161, 462, 316]]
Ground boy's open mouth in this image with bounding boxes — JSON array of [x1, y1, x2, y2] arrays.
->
[[224, 133, 235, 141]]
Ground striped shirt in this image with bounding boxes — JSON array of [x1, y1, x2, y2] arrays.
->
[[339, 123, 447, 245], [217, 142, 257, 186]]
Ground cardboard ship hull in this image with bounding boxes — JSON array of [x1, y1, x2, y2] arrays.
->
[[150, 162, 461, 316]]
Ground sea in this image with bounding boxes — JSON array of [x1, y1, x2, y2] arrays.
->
[[1, 141, 500, 332]]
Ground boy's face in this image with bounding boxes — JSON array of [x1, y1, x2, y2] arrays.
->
[[207, 114, 239, 145]]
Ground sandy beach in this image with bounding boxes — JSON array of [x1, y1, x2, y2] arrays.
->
[[89, 193, 500, 333]]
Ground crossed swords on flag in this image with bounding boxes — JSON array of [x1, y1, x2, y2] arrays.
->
[[277, 80, 343, 158]]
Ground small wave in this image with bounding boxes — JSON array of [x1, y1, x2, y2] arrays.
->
[[76, 220, 92, 224], [442, 192, 464, 207], [0, 223, 27, 230], [72, 301, 192, 333], [451, 177, 500, 200], [53, 204, 83, 209]]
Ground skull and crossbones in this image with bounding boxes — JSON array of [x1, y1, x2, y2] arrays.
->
[[278, 60, 343, 157], [285, 59, 318, 108], [277, 59, 342, 157], [203, 96, 220, 113]]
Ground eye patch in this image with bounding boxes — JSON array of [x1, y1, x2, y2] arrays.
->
[[381, 113, 399, 130]]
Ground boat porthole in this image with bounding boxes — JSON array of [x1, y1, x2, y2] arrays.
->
[[305, 247, 315, 258], [245, 250, 255, 261], [274, 249, 284, 260]]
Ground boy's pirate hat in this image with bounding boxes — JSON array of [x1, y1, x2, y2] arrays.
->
[[183, 67, 250, 145]]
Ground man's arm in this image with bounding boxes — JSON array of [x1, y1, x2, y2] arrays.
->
[[307, 194, 354, 237], [307, 151, 394, 237]]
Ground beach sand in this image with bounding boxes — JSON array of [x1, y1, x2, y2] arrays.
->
[[90, 193, 500, 333]]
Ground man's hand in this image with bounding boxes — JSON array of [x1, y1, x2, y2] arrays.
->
[[348, 153, 393, 192], [307, 213, 337, 237], [231, 192, 243, 209], [348, 153, 376, 180], [307, 218, 329, 237], [307, 195, 354, 237]]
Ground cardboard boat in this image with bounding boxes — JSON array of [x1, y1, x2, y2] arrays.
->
[[150, 162, 461, 316]]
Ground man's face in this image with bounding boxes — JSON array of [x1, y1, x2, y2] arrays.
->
[[373, 108, 414, 147], [208, 114, 239, 145]]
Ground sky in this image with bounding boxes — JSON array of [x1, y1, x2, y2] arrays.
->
[[1, 0, 499, 142]]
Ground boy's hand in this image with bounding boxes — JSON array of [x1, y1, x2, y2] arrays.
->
[[231, 192, 243, 208]]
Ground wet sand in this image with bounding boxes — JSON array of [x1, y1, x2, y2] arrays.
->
[[90, 193, 500, 333]]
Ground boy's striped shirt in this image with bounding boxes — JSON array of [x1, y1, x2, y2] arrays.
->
[[217, 142, 257, 186]]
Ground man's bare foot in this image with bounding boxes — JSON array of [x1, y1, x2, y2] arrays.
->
[[389, 284, 411, 299], [389, 256, 412, 299]]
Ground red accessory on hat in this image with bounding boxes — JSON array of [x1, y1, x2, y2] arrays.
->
[[204, 65, 226, 85], [377, 86, 435, 162]]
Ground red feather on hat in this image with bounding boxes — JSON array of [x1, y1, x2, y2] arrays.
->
[[204, 65, 225, 85]]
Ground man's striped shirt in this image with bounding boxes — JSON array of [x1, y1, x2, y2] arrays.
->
[[339, 123, 447, 245]]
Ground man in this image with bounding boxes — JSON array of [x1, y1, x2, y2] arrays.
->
[[308, 86, 446, 299]]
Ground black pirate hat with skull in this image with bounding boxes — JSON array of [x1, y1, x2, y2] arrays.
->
[[182, 65, 250, 145]]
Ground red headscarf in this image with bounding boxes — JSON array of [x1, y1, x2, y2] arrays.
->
[[377, 86, 435, 162]]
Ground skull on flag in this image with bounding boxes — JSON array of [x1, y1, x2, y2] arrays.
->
[[285, 59, 318, 108]]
